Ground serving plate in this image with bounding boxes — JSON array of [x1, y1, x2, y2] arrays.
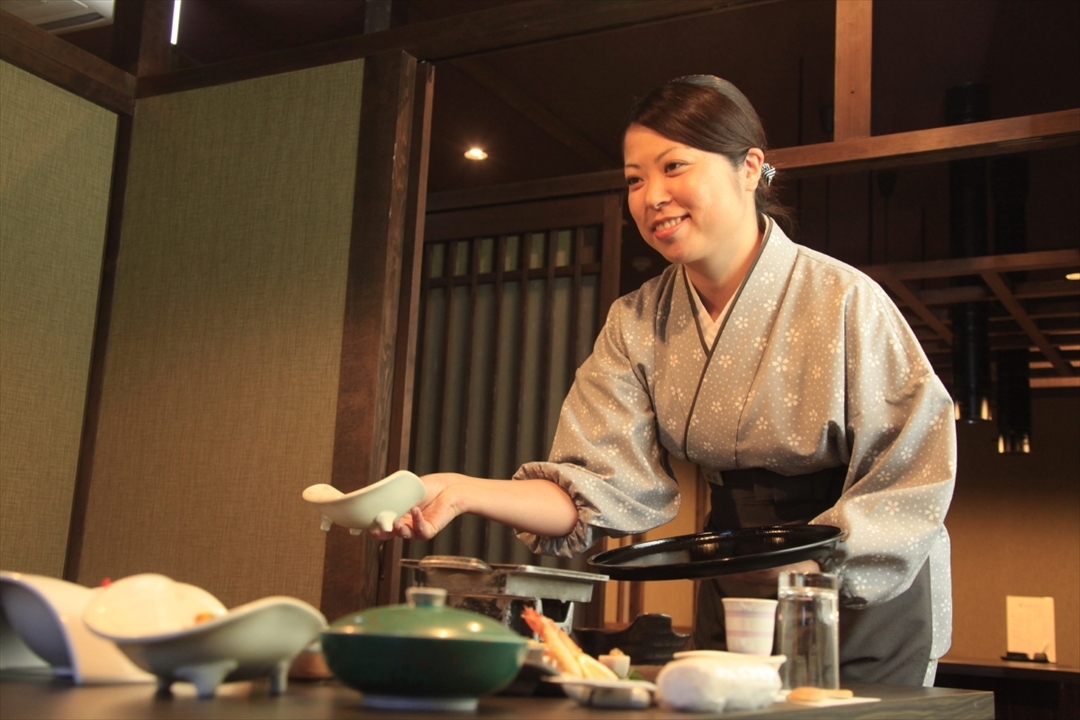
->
[[0, 571, 153, 684], [587, 525, 844, 581], [302, 470, 425, 534], [545, 677, 656, 709], [83, 574, 326, 698]]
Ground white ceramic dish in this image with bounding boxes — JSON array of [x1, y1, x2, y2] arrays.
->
[[302, 470, 425, 534], [673, 649, 786, 671], [0, 571, 153, 684], [83, 573, 326, 698], [658, 653, 785, 712], [545, 677, 656, 709]]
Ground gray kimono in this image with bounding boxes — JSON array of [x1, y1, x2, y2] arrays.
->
[[515, 221, 956, 676]]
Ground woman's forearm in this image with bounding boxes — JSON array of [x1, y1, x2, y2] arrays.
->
[[446, 474, 579, 537]]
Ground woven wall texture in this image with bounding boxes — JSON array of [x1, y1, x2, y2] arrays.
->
[[0, 61, 117, 577], [78, 60, 364, 608]]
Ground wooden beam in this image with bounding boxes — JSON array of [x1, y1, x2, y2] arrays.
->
[[65, 114, 135, 581], [861, 249, 1080, 282], [771, 109, 1080, 177], [452, 55, 618, 169], [833, 0, 872, 140], [981, 271, 1074, 376], [916, 280, 1079, 306], [879, 276, 953, 344], [321, 50, 417, 621], [136, 0, 773, 97], [428, 110, 1080, 210], [110, 0, 173, 77], [0, 8, 135, 114]]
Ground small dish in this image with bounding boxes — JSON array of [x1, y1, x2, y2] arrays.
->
[[545, 677, 656, 709], [302, 470, 425, 534], [83, 574, 326, 698], [0, 571, 153, 684]]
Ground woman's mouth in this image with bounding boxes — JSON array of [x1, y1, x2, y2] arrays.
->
[[653, 215, 686, 239]]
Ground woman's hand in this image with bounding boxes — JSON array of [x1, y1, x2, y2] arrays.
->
[[723, 558, 822, 586], [369, 472, 462, 541]]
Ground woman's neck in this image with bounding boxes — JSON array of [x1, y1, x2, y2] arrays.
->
[[685, 220, 765, 321]]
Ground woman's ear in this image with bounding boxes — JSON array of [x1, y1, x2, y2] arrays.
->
[[742, 148, 765, 190]]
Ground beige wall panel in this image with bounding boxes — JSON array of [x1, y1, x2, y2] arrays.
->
[[80, 60, 364, 609], [946, 396, 1080, 668], [0, 61, 116, 577]]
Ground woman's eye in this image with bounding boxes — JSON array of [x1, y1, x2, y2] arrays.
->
[[664, 161, 686, 173], [625, 175, 641, 187]]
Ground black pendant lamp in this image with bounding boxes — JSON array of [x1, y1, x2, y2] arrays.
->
[[996, 349, 1032, 453], [992, 154, 1032, 453], [946, 83, 993, 422]]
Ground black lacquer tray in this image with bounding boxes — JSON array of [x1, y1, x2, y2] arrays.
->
[[587, 525, 845, 581]]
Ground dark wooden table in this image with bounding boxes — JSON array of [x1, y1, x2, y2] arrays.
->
[[937, 656, 1079, 719], [1, 670, 994, 719]]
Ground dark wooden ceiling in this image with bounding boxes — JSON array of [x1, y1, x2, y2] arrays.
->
[[50, 0, 1080, 394]]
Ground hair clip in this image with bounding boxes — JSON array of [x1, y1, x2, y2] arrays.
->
[[761, 163, 777, 186]]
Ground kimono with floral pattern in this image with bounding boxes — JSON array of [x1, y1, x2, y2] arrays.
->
[[514, 220, 956, 662]]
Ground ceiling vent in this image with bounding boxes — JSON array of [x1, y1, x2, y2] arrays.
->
[[0, 0, 114, 34]]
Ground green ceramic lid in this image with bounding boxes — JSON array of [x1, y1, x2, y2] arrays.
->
[[327, 587, 526, 644]]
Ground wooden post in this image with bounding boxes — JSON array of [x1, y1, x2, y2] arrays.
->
[[378, 61, 435, 607], [833, 0, 873, 140], [320, 50, 418, 621], [111, 0, 174, 77]]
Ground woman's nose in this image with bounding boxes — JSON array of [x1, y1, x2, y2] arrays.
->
[[644, 180, 671, 210]]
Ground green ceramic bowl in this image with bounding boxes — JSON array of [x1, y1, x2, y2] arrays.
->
[[321, 587, 527, 710]]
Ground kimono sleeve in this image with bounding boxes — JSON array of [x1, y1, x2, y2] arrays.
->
[[813, 279, 957, 609], [514, 296, 681, 558]]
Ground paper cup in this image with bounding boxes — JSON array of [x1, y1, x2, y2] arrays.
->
[[721, 598, 778, 656]]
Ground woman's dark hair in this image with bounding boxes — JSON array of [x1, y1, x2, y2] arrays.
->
[[624, 75, 795, 235]]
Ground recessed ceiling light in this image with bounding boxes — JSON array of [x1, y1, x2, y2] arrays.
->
[[1066, 271, 1080, 281], [464, 148, 488, 161]]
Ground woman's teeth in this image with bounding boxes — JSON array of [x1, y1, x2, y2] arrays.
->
[[656, 217, 683, 231]]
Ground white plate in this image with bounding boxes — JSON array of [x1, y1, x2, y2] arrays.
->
[[545, 676, 656, 709], [0, 571, 153, 685], [302, 470, 425, 533], [83, 574, 326, 698]]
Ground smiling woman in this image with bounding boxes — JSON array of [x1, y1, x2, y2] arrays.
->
[[382, 75, 957, 691]]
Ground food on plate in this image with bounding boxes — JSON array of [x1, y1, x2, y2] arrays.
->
[[521, 607, 617, 680], [599, 648, 631, 678], [787, 686, 854, 703]]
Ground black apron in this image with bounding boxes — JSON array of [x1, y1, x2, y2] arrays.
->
[[691, 467, 933, 686]]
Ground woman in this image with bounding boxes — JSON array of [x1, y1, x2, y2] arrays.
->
[[379, 76, 956, 686]]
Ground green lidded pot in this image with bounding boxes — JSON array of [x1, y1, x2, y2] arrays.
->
[[321, 586, 528, 711]]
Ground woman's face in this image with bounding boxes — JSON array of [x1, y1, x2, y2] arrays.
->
[[623, 124, 762, 273]]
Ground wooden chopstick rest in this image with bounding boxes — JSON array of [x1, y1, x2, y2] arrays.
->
[[787, 687, 855, 703]]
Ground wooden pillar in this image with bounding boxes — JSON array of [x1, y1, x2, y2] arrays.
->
[[833, 0, 872, 140], [378, 61, 435, 607], [320, 50, 418, 621], [111, 0, 173, 77]]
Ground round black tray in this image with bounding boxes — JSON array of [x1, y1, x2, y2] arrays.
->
[[587, 525, 845, 581]]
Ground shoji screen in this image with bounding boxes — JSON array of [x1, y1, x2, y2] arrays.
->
[[0, 61, 117, 577], [79, 61, 363, 608]]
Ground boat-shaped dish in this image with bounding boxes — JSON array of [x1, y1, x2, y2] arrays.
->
[[83, 573, 326, 698], [302, 470, 425, 534], [0, 571, 153, 684]]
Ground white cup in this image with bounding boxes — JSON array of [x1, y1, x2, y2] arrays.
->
[[721, 598, 778, 656]]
